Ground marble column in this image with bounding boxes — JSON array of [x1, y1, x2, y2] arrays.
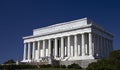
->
[[48, 39, 51, 57], [77, 35, 81, 56], [61, 37, 64, 58], [92, 34, 95, 56], [38, 41, 40, 60], [67, 36, 71, 57], [55, 38, 58, 58], [105, 38, 107, 57], [23, 43, 27, 60], [82, 34, 85, 56], [106, 39, 109, 57], [99, 35, 101, 57], [43, 40, 45, 57], [102, 37, 104, 57], [103, 38, 105, 57], [32, 42, 35, 60], [100, 36, 103, 57], [28, 42, 31, 60], [97, 35, 100, 58], [74, 35, 78, 57], [89, 33, 92, 56]]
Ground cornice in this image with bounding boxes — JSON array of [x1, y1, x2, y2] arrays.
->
[[33, 17, 88, 31], [23, 24, 92, 39], [23, 17, 113, 39]]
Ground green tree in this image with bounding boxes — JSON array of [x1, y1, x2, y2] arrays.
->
[[87, 50, 120, 70], [3, 59, 15, 64], [109, 50, 120, 60]]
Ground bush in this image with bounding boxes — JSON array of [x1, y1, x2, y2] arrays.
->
[[67, 65, 72, 68], [109, 50, 120, 60], [87, 59, 120, 70], [45, 64, 51, 68], [0, 64, 38, 70], [60, 65, 66, 68], [3, 59, 15, 64], [87, 50, 120, 70], [53, 64, 60, 68], [18, 64, 37, 69], [40, 64, 52, 68], [67, 63, 82, 69]]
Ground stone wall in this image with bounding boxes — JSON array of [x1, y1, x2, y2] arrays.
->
[[59, 59, 97, 68]]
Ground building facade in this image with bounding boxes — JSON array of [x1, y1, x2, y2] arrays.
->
[[22, 18, 113, 67]]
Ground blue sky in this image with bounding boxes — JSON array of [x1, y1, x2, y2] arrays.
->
[[0, 0, 120, 63]]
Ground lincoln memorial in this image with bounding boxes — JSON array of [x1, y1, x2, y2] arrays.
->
[[21, 18, 113, 67]]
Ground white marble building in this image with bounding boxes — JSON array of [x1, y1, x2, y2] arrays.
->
[[22, 18, 113, 66]]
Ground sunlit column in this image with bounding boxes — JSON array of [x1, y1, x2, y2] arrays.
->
[[61, 37, 64, 58], [78, 35, 81, 56], [23, 43, 27, 60], [32, 42, 35, 60], [28, 42, 31, 60], [38, 41, 40, 60], [74, 35, 78, 57], [67, 36, 71, 57], [43, 40, 45, 57], [82, 34, 85, 56], [55, 38, 58, 58], [89, 33, 92, 56], [48, 39, 51, 57]]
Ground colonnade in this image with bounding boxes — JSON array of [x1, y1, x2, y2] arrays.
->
[[93, 34, 113, 58], [23, 32, 113, 61]]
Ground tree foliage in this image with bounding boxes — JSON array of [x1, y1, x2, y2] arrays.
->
[[109, 50, 120, 60], [3, 59, 15, 64], [87, 50, 120, 70], [67, 63, 82, 69]]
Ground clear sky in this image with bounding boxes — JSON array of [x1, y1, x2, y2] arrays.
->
[[0, 0, 120, 64]]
